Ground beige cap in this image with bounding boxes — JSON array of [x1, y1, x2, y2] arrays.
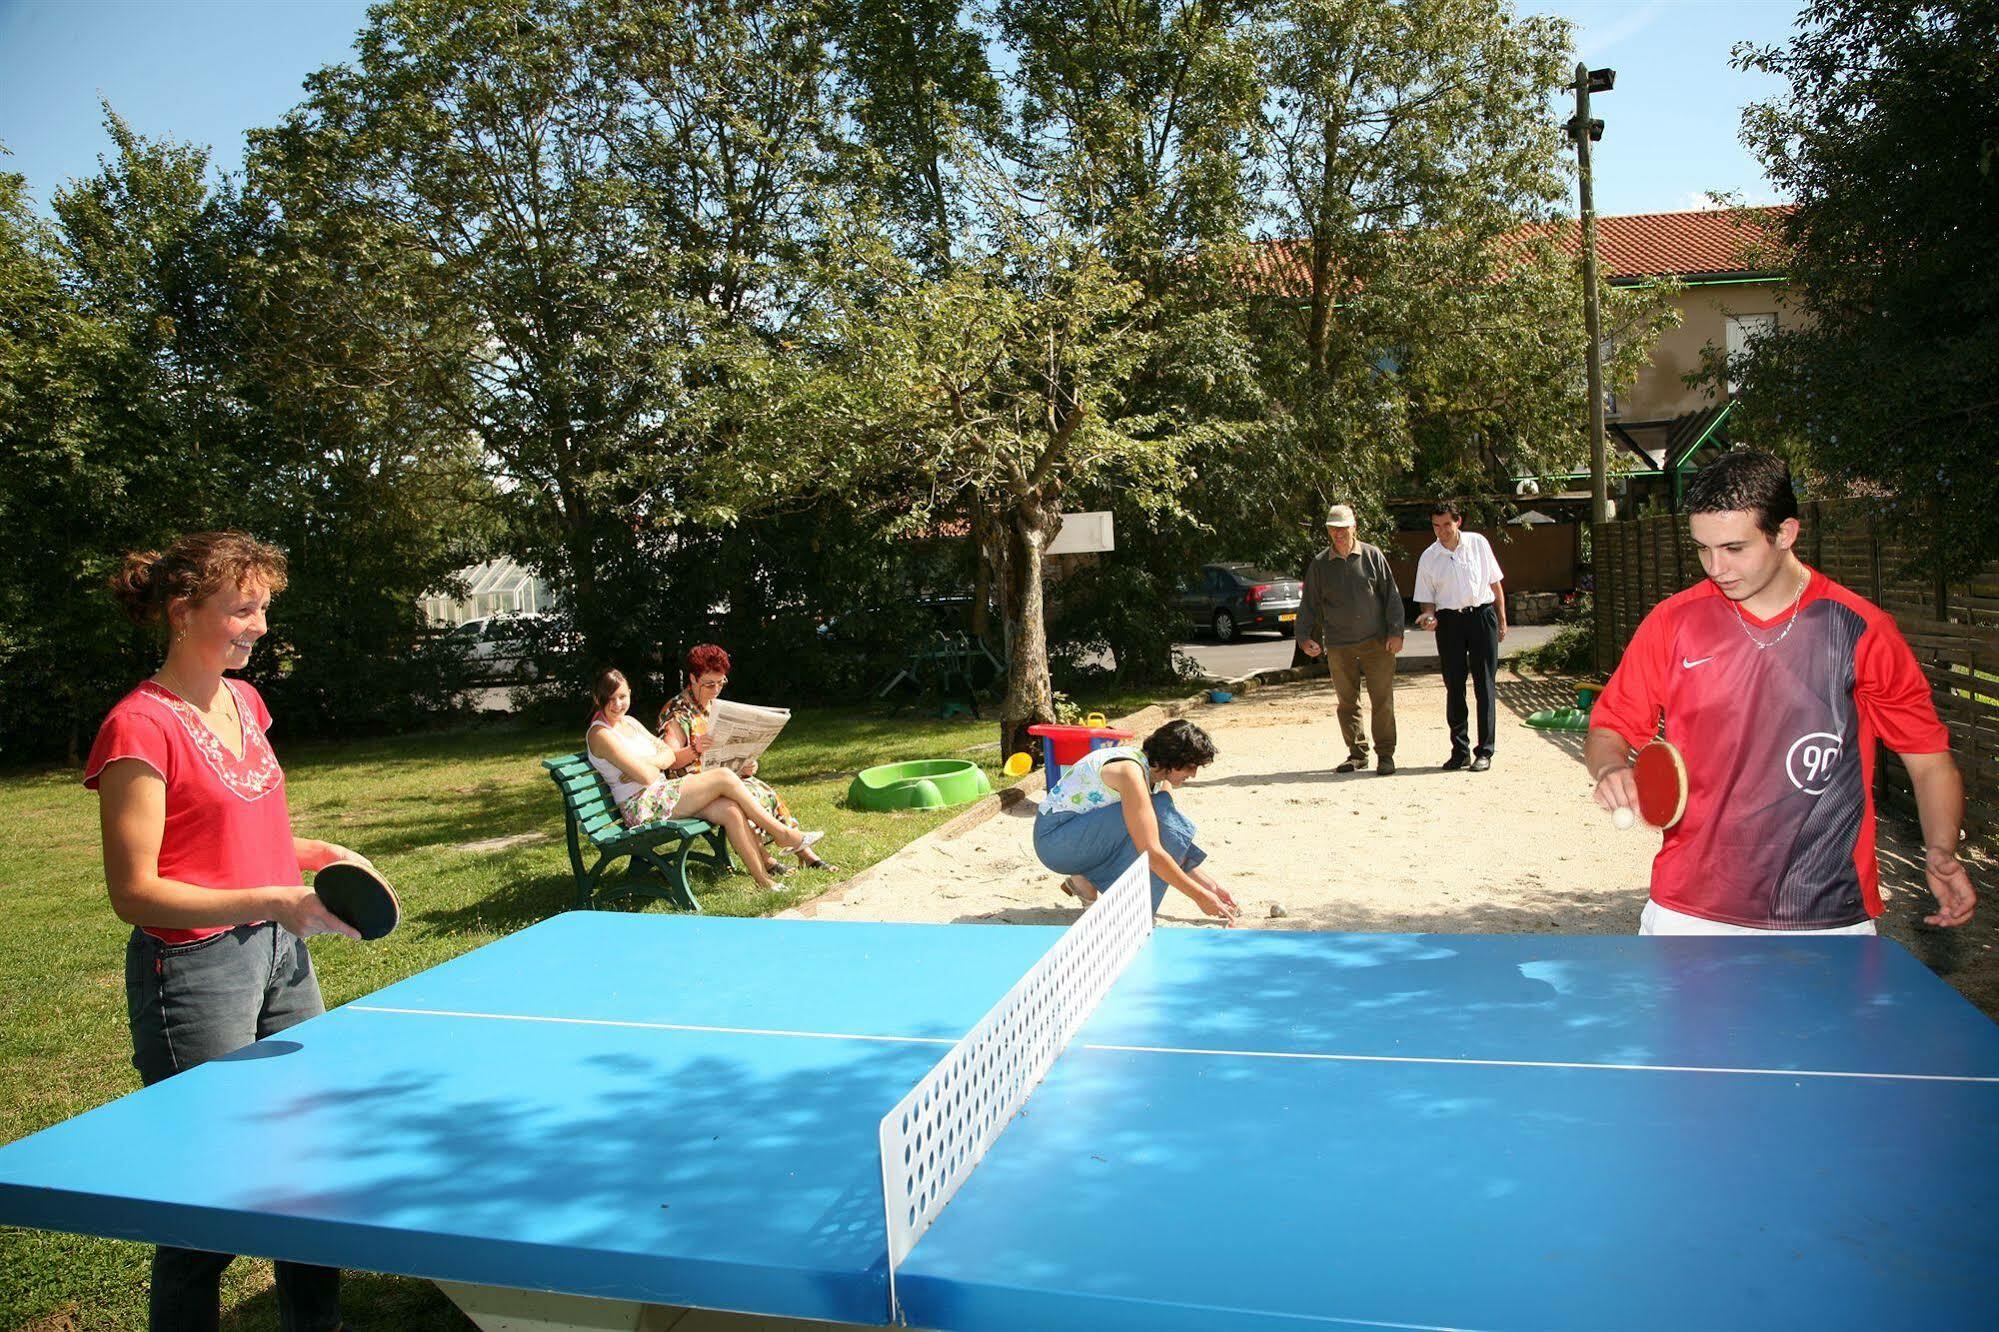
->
[[1324, 504, 1356, 528]]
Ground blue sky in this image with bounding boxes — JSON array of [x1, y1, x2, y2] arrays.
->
[[1, 0, 1800, 218]]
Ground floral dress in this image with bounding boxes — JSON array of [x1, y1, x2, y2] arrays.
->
[[1037, 745, 1152, 816], [658, 692, 800, 844]]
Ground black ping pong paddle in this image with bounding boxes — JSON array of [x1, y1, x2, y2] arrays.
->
[[313, 861, 401, 940]]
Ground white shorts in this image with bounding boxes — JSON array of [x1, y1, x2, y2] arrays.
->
[[1640, 899, 1877, 937]]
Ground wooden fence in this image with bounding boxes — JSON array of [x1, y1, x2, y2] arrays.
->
[[1592, 499, 1999, 845]]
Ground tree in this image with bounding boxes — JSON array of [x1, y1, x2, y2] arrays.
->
[[266, 0, 836, 672], [1255, 0, 1631, 527], [237, 118, 504, 731], [804, 204, 1190, 752], [832, 2, 1269, 703], [1721, 0, 1999, 577], [994, 0, 1270, 684], [0, 160, 131, 760], [0, 120, 258, 760]]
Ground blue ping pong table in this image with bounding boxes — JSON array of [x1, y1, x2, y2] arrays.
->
[[3, 886, 1998, 1330]]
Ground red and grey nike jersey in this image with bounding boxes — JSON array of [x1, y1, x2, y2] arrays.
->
[[1592, 567, 1948, 929]]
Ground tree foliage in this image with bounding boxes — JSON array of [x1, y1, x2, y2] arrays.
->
[[1723, 0, 1999, 575], [1257, 0, 1670, 533], [0, 112, 504, 759], [0, 0, 1692, 761], [800, 204, 1188, 748]]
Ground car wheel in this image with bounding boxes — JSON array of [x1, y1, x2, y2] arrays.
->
[[1212, 609, 1237, 642]]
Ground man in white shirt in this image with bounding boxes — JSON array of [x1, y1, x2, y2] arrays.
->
[[1413, 501, 1508, 771]]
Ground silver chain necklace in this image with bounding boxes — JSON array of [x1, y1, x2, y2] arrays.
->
[[1730, 569, 1809, 651]]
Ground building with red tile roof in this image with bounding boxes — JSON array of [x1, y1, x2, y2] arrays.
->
[[1246, 205, 1791, 298], [1254, 207, 1796, 506]]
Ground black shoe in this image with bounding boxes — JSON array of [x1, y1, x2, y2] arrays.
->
[[1335, 756, 1366, 773], [1376, 757, 1396, 775], [1469, 755, 1491, 772], [1441, 753, 1469, 772]]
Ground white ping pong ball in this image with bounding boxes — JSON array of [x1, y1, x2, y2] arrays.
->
[[1612, 806, 1635, 830]]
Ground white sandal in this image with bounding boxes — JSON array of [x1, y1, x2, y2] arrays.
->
[[785, 830, 825, 860]]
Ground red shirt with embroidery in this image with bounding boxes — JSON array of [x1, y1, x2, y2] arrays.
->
[[1592, 567, 1948, 928], [84, 679, 301, 944]]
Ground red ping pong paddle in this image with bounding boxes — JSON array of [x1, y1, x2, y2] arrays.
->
[[1631, 738, 1688, 829], [313, 861, 401, 940]]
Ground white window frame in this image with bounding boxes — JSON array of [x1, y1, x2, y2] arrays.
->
[[1724, 313, 1778, 395]]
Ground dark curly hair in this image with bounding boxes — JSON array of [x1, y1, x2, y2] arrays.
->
[[1142, 718, 1218, 773], [107, 531, 288, 633], [683, 643, 732, 680], [1683, 449, 1797, 537]]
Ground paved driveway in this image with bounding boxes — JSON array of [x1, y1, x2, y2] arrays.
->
[[1177, 622, 1566, 679]]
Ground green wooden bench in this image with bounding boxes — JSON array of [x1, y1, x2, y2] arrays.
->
[[542, 753, 730, 912]]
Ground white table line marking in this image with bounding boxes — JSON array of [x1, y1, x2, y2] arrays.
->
[[347, 1006, 1999, 1083], [349, 1005, 958, 1045]]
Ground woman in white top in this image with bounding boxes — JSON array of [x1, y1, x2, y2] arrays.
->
[[1032, 719, 1238, 923], [586, 669, 821, 891]]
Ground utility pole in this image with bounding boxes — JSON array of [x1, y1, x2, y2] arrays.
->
[[1570, 64, 1614, 527]]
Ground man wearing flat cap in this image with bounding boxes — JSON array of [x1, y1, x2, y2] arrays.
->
[[1297, 505, 1405, 774]]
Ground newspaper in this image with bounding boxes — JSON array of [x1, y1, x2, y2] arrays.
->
[[700, 698, 792, 773]]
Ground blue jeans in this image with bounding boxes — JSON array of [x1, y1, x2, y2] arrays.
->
[[125, 922, 343, 1332], [1033, 792, 1207, 912]]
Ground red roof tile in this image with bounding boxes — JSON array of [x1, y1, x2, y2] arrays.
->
[[1247, 206, 1793, 298], [1536, 206, 1792, 280]]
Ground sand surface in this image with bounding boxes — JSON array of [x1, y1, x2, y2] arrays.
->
[[794, 671, 1655, 932]]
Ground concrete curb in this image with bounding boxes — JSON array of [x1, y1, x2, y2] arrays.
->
[[1199, 656, 1444, 688]]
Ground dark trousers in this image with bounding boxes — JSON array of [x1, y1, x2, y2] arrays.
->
[[1437, 604, 1499, 759], [126, 923, 343, 1332]]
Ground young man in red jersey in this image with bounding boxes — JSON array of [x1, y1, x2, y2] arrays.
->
[[1586, 451, 1976, 934]]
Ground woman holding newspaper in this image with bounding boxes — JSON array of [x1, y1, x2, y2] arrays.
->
[[587, 666, 823, 892], [657, 644, 837, 871]]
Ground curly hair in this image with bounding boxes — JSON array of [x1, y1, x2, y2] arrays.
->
[[1142, 718, 1218, 773], [107, 531, 289, 632], [1683, 449, 1798, 537], [683, 643, 732, 680]]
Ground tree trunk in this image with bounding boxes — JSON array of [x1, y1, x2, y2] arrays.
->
[[969, 504, 995, 645], [562, 511, 607, 671], [998, 494, 1057, 760]]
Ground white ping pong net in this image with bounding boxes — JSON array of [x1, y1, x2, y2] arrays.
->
[[879, 854, 1155, 1321]]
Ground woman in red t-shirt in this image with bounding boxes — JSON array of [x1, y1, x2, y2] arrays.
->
[[86, 531, 363, 1332]]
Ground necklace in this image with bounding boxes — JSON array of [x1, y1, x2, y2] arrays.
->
[[1730, 569, 1809, 651], [154, 666, 241, 730]]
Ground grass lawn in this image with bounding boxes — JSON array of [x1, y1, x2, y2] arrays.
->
[[0, 686, 1172, 1331]]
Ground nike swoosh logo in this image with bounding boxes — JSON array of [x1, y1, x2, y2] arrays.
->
[[1682, 655, 1715, 669]]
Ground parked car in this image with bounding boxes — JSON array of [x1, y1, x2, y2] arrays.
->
[[444, 612, 577, 680], [1176, 563, 1304, 642]]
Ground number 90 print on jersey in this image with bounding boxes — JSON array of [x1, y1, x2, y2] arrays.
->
[[1787, 731, 1844, 794]]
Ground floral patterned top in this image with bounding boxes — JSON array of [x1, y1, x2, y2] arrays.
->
[[657, 693, 708, 780], [82, 678, 300, 944], [1037, 745, 1152, 817]]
